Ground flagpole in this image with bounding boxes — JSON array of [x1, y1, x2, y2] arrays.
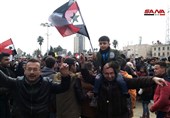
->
[[75, 1, 94, 53]]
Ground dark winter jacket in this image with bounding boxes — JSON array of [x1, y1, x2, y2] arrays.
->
[[0, 66, 16, 95], [96, 47, 125, 72], [97, 76, 155, 118], [41, 66, 57, 114], [41, 67, 56, 78], [0, 71, 70, 118], [0, 66, 16, 118]]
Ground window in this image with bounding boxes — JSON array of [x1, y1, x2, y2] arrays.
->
[[162, 52, 165, 56], [158, 47, 160, 51], [158, 53, 160, 56]]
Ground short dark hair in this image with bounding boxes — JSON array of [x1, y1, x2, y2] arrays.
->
[[27, 58, 40, 64], [56, 56, 62, 63], [0, 53, 10, 61], [98, 36, 110, 42], [64, 58, 76, 65], [45, 56, 56, 68], [64, 58, 76, 70], [155, 61, 167, 68], [148, 58, 155, 63]]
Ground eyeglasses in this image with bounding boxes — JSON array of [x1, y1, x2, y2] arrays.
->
[[25, 68, 40, 72]]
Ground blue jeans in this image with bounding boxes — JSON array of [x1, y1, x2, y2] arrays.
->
[[93, 73, 128, 94], [142, 100, 150, 116]]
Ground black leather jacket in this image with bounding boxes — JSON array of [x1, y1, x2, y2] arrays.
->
[[0, 66, 16, 95], [0, 70, 70, 118]]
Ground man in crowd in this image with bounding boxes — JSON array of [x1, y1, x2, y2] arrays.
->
[[94, 35, 127, 95], [96, 61, 166, 118], [41, 56, 58, 118], [150, 61, 170, 118], [53, 57, 82, 118], [0, 53, 16, 118], [0, 58, 70, 118]]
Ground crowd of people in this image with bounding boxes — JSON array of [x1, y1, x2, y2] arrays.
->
[[0, 35, 170, 118]]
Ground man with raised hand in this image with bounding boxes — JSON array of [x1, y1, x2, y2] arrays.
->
[[0, 58, 70, 118]]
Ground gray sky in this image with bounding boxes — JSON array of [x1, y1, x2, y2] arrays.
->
[[0, 0, 170, 54]]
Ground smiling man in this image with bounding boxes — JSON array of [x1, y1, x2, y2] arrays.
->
[[0, 58, 70, 118], [0, 52, 16, 118]]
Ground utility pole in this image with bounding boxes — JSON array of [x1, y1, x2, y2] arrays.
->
[[40, 22, 53, 55], [139, 36, 142, 45], [165, 8, 170, 44]]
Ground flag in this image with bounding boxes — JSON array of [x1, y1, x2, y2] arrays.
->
[[0, 38, 13, 50], [0, 38, 17, 55], [49, 0, 90, 38], [0, 49, 13, 54]]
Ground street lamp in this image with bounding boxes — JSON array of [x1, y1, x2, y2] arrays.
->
[[40, 22, 53, 55]]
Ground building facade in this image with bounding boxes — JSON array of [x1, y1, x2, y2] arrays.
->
[[152, 44, 170, 58], [123, 44, 152, 58], [74, 34, 85, 53]]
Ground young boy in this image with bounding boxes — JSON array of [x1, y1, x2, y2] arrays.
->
[[93, 35, 128, 95]]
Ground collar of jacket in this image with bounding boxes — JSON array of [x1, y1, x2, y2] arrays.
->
[[24, 76, 42, 86], [99, 47, 110, 54]]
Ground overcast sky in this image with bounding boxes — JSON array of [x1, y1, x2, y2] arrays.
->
[[0, 0, 170, 54]]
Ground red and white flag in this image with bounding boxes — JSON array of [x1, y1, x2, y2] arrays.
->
[[0, 39, 13, 49], [0, 38, 17, 55]]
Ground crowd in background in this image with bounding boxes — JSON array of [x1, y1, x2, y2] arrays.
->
[[0, 35, 170, 118]]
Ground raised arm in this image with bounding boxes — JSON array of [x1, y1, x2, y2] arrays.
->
[[0, 70, 16, 88], [50, 63, 71, 93], [126, 76, 167, 89]]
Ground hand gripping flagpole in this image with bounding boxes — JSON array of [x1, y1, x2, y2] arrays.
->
[[75, 1, 94, 53]]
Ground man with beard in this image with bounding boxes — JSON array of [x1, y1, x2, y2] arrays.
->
[[0, 52, 16, 118], [0, 58, 70, 118]]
